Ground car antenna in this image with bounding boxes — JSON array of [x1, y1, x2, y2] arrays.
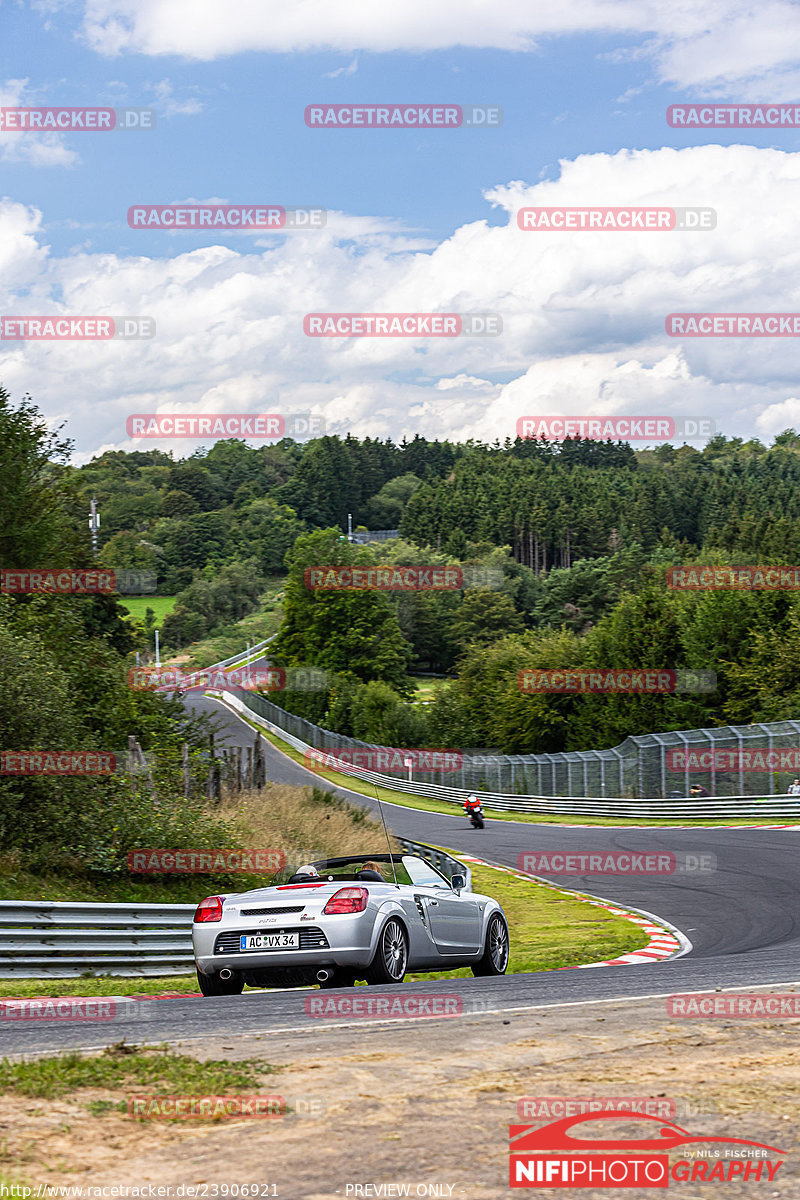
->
[[372, 782, 399, 887]]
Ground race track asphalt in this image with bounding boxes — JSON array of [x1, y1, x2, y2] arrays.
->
[[5, 693, 799, 1056]]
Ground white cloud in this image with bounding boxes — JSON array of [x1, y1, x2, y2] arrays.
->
[[324, 57, 359, 79], [435, 373, 498, 391], [4, 143, 800, 460], [150, 78, 203, 118], [78, 0, 800, 93]]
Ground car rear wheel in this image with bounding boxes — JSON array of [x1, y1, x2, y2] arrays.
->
[[366, 918, 408, 985], [471, 913, 509, 976], [196, 968, 244, 996]]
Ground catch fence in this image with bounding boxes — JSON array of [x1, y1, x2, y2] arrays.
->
[[236, 692, 800, 804]]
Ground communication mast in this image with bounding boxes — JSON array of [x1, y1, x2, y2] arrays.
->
[[89, 497, 100, 554]]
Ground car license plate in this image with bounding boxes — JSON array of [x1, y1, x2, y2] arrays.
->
[[240, 932, 299, 951]]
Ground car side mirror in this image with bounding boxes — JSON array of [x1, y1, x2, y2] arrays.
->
[[450, 873, 466, 893]]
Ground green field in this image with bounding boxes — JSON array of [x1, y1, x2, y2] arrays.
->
[[410, 675, 447, 704], [117, 595, 177, 626]]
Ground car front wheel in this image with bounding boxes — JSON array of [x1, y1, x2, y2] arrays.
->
[[366, 918, 408, 985], [471, 913, 509, 976], [196, 968, 244, 996]]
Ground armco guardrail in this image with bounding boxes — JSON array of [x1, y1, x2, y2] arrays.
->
[[210, 636, 276, 671], [0, 901, 196, 978], [216, 691, 800, 819], [0, 841, 471, 977], [172, 635, 277, 690]]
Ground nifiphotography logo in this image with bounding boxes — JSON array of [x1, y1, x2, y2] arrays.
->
[[508, 1111, 786, 1187]]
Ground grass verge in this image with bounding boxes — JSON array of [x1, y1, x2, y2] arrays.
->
[[0, 1047, 281, 1178], [0, 977, 197, 999], [408, 857, 649, 980], [0, 1043, 277, 1101], [0, 782, 390, 906]]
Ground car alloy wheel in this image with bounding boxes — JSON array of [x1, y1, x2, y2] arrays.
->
[[472, 913, 509, 976], [489, 914, 509, 972], [382, 919, 407, 978], [366, 917, 408, 984]]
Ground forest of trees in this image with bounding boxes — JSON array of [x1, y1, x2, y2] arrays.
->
[[7, 379, 800, 814], [0, 388, 237, 873], [268, 527, 800, 753], [76, 427, 800, 600]]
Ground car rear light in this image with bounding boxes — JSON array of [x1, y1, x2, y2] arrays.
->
[[323, 886, 368, 914], [194, 895, 224, 922]]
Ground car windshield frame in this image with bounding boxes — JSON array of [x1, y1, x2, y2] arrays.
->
[[273, 852, 455, 889]]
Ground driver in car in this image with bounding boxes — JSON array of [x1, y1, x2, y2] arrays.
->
[[357, 860, 385, 881]]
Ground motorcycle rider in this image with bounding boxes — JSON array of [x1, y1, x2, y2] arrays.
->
[[463, 793, 481, 817]]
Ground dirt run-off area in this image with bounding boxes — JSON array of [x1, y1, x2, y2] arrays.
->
[[2, 990, 799, 1199]]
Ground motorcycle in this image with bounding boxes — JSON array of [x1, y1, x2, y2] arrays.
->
[[465, 804, 485, 829]]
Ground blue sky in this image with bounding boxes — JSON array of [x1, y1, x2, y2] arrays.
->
[[2, 0, 800, 460]]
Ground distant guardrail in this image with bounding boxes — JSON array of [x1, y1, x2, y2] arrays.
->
[[0, 901, 196, 978], [349, 529, 400, 544], [209, 669, 800, 801], [217, 692, 800, 819]]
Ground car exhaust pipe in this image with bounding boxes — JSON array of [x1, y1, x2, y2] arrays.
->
[[316, 969, 331, 983], [219, 968, 233, 981]]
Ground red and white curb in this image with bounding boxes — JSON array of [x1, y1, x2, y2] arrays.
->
[[0, 990, 201, 1006], [454, 851, 686, 967]]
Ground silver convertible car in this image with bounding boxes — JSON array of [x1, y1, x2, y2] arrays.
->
[[192, 852, 509, 995]]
